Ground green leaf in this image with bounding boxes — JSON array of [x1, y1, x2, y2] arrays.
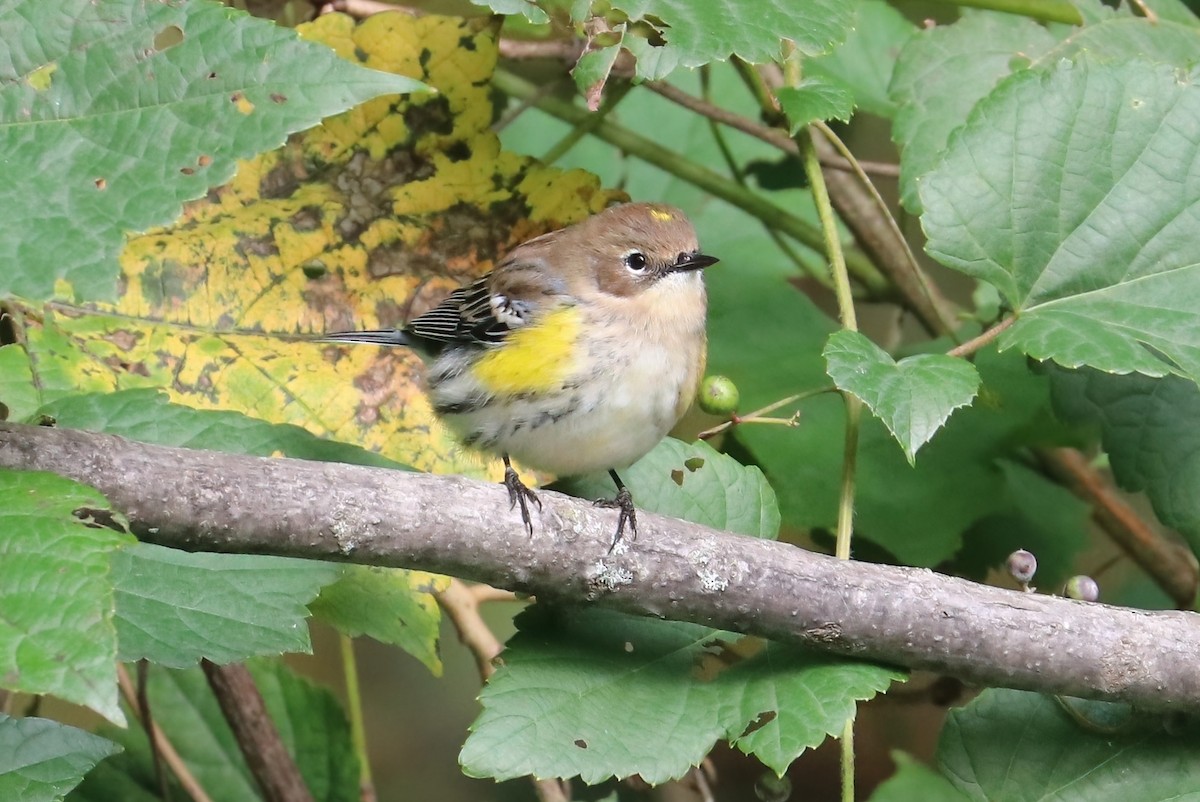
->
[[889, 12, 1058, 212], [0, 715, 120, 802], [0, 0, 426, 303], [1037, 17, 1200, 68], [309, 565, 447, 675], [868, 752, 966, 802], [112, 543, 340, 667], [777, 79, 855, 130], [572, 40, 623, 110], [74, 661, 358, 802], [476, 0, 550, 23], [938, 689, 1200, 800], [921, 59, 1200, 385], [608, 0, 855, 80], [40, 389, 411, 470], [460, 606, 900, 783], [554, 438, 780, 539], [729, 337, 1074, 565], [806, 0, 915, 119], [0, 469, 134, 725], [823, 330, 980, 463], [1049, 368, 1200, 555], [0, 346, 40, 423]]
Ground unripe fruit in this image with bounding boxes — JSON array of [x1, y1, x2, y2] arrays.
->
[[698, 375, 740, 416], [754, 772, 791, 802], [1064, 575, 1099, 602], [1007, 549, 1037, 586]]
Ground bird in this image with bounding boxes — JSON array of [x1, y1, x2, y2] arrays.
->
[[322, 202, 717, 548]]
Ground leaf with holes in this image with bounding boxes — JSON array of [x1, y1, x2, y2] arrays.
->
[[0, 470, 133, 725], [0, 0, 425, 302], [460, 606, 901, 783]]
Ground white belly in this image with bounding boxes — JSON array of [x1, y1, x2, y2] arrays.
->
[[443, 340, 693, 476]]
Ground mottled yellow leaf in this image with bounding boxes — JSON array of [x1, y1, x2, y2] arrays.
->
[[17, 12, 624, 478]]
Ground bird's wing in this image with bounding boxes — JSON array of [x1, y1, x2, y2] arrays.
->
[[405, 248, 568, 348]]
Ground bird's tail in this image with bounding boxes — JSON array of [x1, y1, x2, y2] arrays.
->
[[320, 329, 414, 348]]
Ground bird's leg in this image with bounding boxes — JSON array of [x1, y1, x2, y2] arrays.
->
[[502, 454, 541, 536], [594, 469, 637, 551]]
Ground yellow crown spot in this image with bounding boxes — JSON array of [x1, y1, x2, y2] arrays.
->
[[650, 209, 675, 222], [471, 307, 582, 395]]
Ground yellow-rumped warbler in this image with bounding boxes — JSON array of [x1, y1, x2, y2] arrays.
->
[[323, 202, 717, 546]]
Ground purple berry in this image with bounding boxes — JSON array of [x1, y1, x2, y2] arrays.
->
[[1007, 549, 1037, 585]]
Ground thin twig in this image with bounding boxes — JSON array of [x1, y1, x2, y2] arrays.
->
[[784, 43, 860, 802], [925, 0, 1082, 24], [436, 581, 568, 801], [812, 122, 960, 338], [697, 386, 833, 440], [1039, 448, 1197, 608], [699, 66, 830, 285], [1130, 0, 1159, 21], [645, 80, 899, 178], [201, 661, 315, 802], [117, 664, 216, 802], [498, 38, 581, 61], [437, 579, 505, 681], [492, 76, 570, 133], [469, 584, 519, 604], [324, 0, 417, 16], [946, 316, 1016, 358], [541, 81, 632, 164], [137, 660, 171, 802], [339, 635, 375, 802]]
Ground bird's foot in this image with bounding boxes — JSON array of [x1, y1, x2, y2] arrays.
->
[[503, 460, 541, 536], [594, 485, 637, 552]]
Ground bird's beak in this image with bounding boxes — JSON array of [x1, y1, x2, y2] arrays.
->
[[670, 251, 719, 273]]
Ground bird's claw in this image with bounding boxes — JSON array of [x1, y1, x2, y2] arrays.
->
[[503, 463, 541, 536], [594, 486, 637, 552]]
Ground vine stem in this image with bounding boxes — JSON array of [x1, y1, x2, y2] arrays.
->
[[117, 663, 215, 802], [339, 634, 375, 800], [926, 0, 1081, 23], [785, 45, 861, 802], [812, 121, 959, 339], [946, 316, 1015, 358], [697, 386, 834, 440]]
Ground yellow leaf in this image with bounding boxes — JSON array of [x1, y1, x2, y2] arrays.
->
[[19, 12, 624, 479]]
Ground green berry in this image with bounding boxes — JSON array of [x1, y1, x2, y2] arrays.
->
[[698, 375, 739, 416], [754, 772, 791, 802], [1064, 575, 1099, 602]]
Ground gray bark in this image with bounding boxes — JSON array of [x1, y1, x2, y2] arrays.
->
[[3, 421, 1198, 712]]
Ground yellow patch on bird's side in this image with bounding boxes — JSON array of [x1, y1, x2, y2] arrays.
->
[[470, 307, 582, 395]]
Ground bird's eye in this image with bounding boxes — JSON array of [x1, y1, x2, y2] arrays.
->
[[623, 251, 648, 272]]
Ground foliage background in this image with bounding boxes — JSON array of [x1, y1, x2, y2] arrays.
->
[[4, 0, 1200, 800]]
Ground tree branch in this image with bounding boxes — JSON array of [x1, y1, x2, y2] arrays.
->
[[1039, 447, 1198, 608], [201, 661, 315, 802], [4, 422, 1200, 713]]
